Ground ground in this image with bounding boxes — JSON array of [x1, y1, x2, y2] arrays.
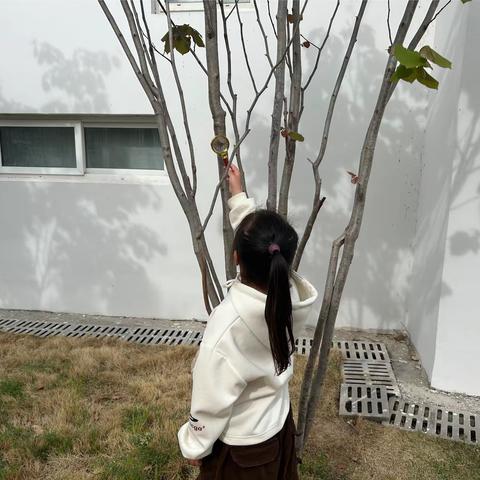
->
[[1, 332, 480, 480]]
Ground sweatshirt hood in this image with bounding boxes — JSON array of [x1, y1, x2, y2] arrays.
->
[[227, 271, 318, 350]]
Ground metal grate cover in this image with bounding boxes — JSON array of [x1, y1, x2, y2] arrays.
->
[[342, 360, 399, 396], [0, 318, 203, 347], [0, 318, 315, 353], [339, 383, 390, 421], [334, 340, 390, 362], [295, 337, 313, 356], [383, 397, 480, 444]]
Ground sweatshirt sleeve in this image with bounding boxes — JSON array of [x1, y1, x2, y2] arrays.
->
[[177, 345, 247, 460], [227, 192, 256, 230]]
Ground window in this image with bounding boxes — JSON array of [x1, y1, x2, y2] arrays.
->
[[153, 0, 251, 13], [85, 127, 163, 171], [0, 117, 164, 176], [0, 122, 83, 175]]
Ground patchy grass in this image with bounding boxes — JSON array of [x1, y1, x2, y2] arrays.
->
[[0, 333, 479, 479]]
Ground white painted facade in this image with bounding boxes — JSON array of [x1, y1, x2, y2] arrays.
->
[[0, 1, 478, 395]]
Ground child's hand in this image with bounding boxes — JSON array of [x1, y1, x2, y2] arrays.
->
[[227, 164, 243, 196]]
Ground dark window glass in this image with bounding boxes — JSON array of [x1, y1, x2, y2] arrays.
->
[[85, 127, 163, 170], [0, 126, 76, 168]]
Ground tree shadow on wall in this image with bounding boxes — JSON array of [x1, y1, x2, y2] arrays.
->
[[33, 41, 120, 112], [0, 180, 168, 316]]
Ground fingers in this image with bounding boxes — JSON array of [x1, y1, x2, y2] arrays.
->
[[187, 459, 202, 467], [228, 164, 240, 175]]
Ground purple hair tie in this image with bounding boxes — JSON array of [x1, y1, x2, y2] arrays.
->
[[268, 243, 281, 255]]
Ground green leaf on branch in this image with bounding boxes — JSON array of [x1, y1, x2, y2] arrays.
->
[[391, 65, 418, 83], [161, 24, 204, 55], [460, 0, 472, 3], [393, 44, 428, 68], [416, 68, 439, 89], [288, 131, 304, 142], [419, 46, 452, 69]]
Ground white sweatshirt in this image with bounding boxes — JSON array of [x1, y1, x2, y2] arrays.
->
[[177, 192, 318, 460]]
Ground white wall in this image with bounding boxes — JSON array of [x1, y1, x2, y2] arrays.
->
[[0, 1, 441, 331], [430, 4, 480, 396], [406, 2, 480, 396]]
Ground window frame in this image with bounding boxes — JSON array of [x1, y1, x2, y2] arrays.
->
[[0, 120, 85, 176], [152, 0, 252, 13], [0, 116, 167, 178]]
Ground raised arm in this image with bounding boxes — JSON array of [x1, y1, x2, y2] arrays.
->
[[227, 165, 255, 230]]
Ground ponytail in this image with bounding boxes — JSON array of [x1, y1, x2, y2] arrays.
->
[[265, 251, 295, 375]]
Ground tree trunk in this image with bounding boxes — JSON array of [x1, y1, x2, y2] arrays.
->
[[203, 0, 236, 280]]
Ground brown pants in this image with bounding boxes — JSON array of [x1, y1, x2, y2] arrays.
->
[[197, 407, 299, 480]]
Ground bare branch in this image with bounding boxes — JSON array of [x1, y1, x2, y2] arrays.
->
[[408, 0, 440, 50], [428, 0, 451, 29], [387, 0, 393, 45], [164, 1, 197, 196], [294, 0, 368, 269], [278, 0, 302, 218], [234, 1, 259, 94], [218, 0, 247, 194], [253, 0, 274, 68], [267, 0, 287, 211], [121, 1, 158, 96], [385, 1, 440, 103], [300, 0, 340, 117], [267, 0, 277, 37]]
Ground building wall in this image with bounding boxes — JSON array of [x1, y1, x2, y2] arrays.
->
[[0, 1, 437, 330], [430, 5, 480, 396], [406, 2, 480, 396], [405, 2, 467, 380]]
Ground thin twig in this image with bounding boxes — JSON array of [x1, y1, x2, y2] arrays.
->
[[285, 13, 293, 78], [253, 0, 274, 68], [267, 0, 277, 37], [429, 0, 452, 26], [164, 1, 197, 196], [387, 0, 393, 45], [235, 0, 259, 94], [218, 0, 247, 193], [302, 0, 340, 93]]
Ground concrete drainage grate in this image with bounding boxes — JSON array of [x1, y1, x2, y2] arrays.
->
[[0, 318, 204, 347], [0, 318, 313, 352], [335, 340, 390, 362], [295, 337, 313, 356], [383, 397, 480, 444], [339, 384, 390, 421], [342, 360, 399, 396]]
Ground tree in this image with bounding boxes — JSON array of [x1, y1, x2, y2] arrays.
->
[[98, 0, 472, 458]]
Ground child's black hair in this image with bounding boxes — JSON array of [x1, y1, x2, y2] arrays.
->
[[233, 210, 298, 375]]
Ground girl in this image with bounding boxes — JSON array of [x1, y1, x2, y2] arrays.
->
[[177, 165, 318, 479]]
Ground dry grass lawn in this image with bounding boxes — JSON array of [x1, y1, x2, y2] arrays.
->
[[1, 332, 479, 480]]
